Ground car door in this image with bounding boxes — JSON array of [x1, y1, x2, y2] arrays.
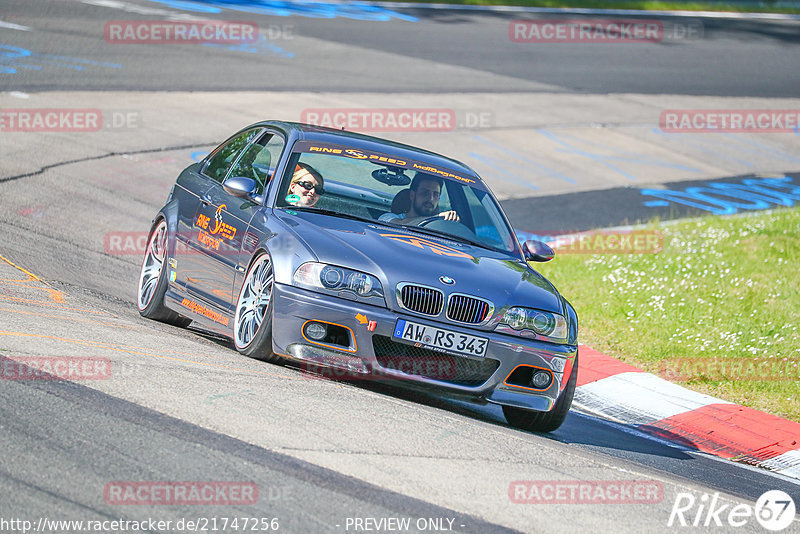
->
[[189, 130, 287, 315], [172, 127, 262, 301], [169, 162, 212, 293]]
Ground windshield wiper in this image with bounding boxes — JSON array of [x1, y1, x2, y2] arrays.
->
[[396, 224, 489, 250], [283, 206, 375, 225]]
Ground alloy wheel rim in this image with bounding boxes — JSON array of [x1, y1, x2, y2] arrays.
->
[[137, 221, 167, 310], [235, 255, 273, 348]]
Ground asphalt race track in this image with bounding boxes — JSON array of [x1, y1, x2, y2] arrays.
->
[[1, 1, 799, 533]]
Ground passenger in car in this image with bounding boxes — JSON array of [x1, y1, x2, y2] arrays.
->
[[287, 163, 325, 207]]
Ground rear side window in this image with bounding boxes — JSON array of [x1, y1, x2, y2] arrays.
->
[[203, 128, 261, 183]]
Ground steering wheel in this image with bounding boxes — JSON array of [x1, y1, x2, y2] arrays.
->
[[417, 215, 445, 227]]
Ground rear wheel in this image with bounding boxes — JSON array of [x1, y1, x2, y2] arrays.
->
[[502, 351, 578, 433], [136, 219, 191, 327], [234, 252, 282, 363]]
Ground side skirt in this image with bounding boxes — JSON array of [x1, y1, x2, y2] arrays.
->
[[164, 287, 234, 338]]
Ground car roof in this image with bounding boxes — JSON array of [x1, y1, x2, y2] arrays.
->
[[253, 120, 482, 182]]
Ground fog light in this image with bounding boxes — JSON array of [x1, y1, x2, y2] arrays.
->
[[305, 322, 327, 341], [531, 370, 552, 389]]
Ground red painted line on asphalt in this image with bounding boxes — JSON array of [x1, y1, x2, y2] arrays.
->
[[576, 344, 643, 387]]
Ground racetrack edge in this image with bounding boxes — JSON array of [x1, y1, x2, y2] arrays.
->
[[574, 344, 800, 480]]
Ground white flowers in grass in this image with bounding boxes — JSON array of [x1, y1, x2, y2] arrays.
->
[[578, 213, 798, 363]]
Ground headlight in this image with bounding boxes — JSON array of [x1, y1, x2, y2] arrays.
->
[[496, 306, 568, 344], [293, 263, 385, 303]]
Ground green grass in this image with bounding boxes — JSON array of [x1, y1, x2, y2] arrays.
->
[[535, 207, 800, 421], [388, 0, 800, 15]]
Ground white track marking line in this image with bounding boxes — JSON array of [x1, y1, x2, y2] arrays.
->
[[0, 20, 31, 31], [761, 449, 800, 479]]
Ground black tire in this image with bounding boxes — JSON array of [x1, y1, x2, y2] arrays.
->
[[233, 252, 282, 363], [502, 350, 579, 433], [136, 219, 191, 328]]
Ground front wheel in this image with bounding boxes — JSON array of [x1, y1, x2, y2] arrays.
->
[[502, 351, 578, 433], [136, 219, 191, 327], [233, 252, 281, 363]]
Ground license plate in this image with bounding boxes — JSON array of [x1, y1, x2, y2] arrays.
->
[[393, 319, 488, 358]]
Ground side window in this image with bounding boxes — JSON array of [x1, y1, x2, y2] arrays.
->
[[203, 129, 261, 183], [228, 133, 285, 194]]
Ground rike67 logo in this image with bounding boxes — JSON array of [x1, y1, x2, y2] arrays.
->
[[669, 490, 796, 531]]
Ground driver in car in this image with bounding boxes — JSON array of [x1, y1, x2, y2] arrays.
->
[[380, 174, 459, 224]]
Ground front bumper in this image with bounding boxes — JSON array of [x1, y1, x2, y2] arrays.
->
[[271, 283, 577, 412]]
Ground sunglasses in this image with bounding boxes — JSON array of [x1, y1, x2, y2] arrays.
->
[[294, 180, 324, 195]]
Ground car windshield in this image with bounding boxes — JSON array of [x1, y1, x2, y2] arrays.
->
[[276, 140, 518, 254]]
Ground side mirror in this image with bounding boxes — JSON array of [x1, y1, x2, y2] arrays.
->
[[523, 240, 554, 262], [224, 176, 261, 202]]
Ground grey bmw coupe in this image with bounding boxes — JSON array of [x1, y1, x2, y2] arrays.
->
[[137, 121, 579, 432]]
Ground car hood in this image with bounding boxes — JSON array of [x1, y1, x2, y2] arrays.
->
[[276, 210, 564, 315]]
